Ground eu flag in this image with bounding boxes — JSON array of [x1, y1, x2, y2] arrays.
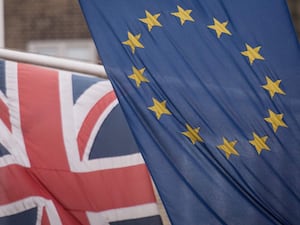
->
[[80, 0, 300, 224]]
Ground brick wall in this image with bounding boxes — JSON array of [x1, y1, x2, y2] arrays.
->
[[4, 0, 91, 50]]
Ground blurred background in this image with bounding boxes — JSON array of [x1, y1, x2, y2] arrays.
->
[[2, 0, 300, 64]]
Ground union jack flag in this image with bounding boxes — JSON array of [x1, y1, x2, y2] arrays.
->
[[0, 60, 163, 225]]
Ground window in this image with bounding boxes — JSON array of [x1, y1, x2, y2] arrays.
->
[[27, 39, 98, 63]]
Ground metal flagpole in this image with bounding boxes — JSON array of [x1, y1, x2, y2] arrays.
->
[[0, 48, 108, 79]]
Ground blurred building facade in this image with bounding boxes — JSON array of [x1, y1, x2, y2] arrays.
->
[[3, 0, 300, 64], [4, 0, 98, 63]]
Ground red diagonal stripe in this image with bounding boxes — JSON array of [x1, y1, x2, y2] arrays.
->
[[41, 208, 51, 225], [0, 164, 156, 224], [0, 98, 11, 131], [77, 90, 116, 160], [18, 63, 69, 170]]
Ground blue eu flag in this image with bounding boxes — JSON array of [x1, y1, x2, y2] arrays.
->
[[80, 0, 300, 224]]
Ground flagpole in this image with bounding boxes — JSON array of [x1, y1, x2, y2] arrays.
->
[[0, 48, 108, 79], [0, 0, 4, 48]]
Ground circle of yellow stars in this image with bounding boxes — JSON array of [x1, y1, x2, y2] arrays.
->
[[121, 5, 288, 160]]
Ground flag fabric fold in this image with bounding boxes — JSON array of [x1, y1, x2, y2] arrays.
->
[[80, 0, 300, 224], [0, 60, 163, 225]]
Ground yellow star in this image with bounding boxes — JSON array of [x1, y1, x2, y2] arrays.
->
[[128, 66, 149, 87], [207, 18, 232, 38], [139, 10, 162, 31], [241, 44, 265, 65], [249, 132, 270, 155], [262, 76, 285, 98], [264, 109, 288, 132], [181, 124, 204, 144], [148, 98, 172, 120], [122, 32, 144, 54], [171, 6, 194, 25], [217, 138, 239, 159]]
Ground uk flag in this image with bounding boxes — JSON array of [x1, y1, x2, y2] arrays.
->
[[0, 60, 163, 225]]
